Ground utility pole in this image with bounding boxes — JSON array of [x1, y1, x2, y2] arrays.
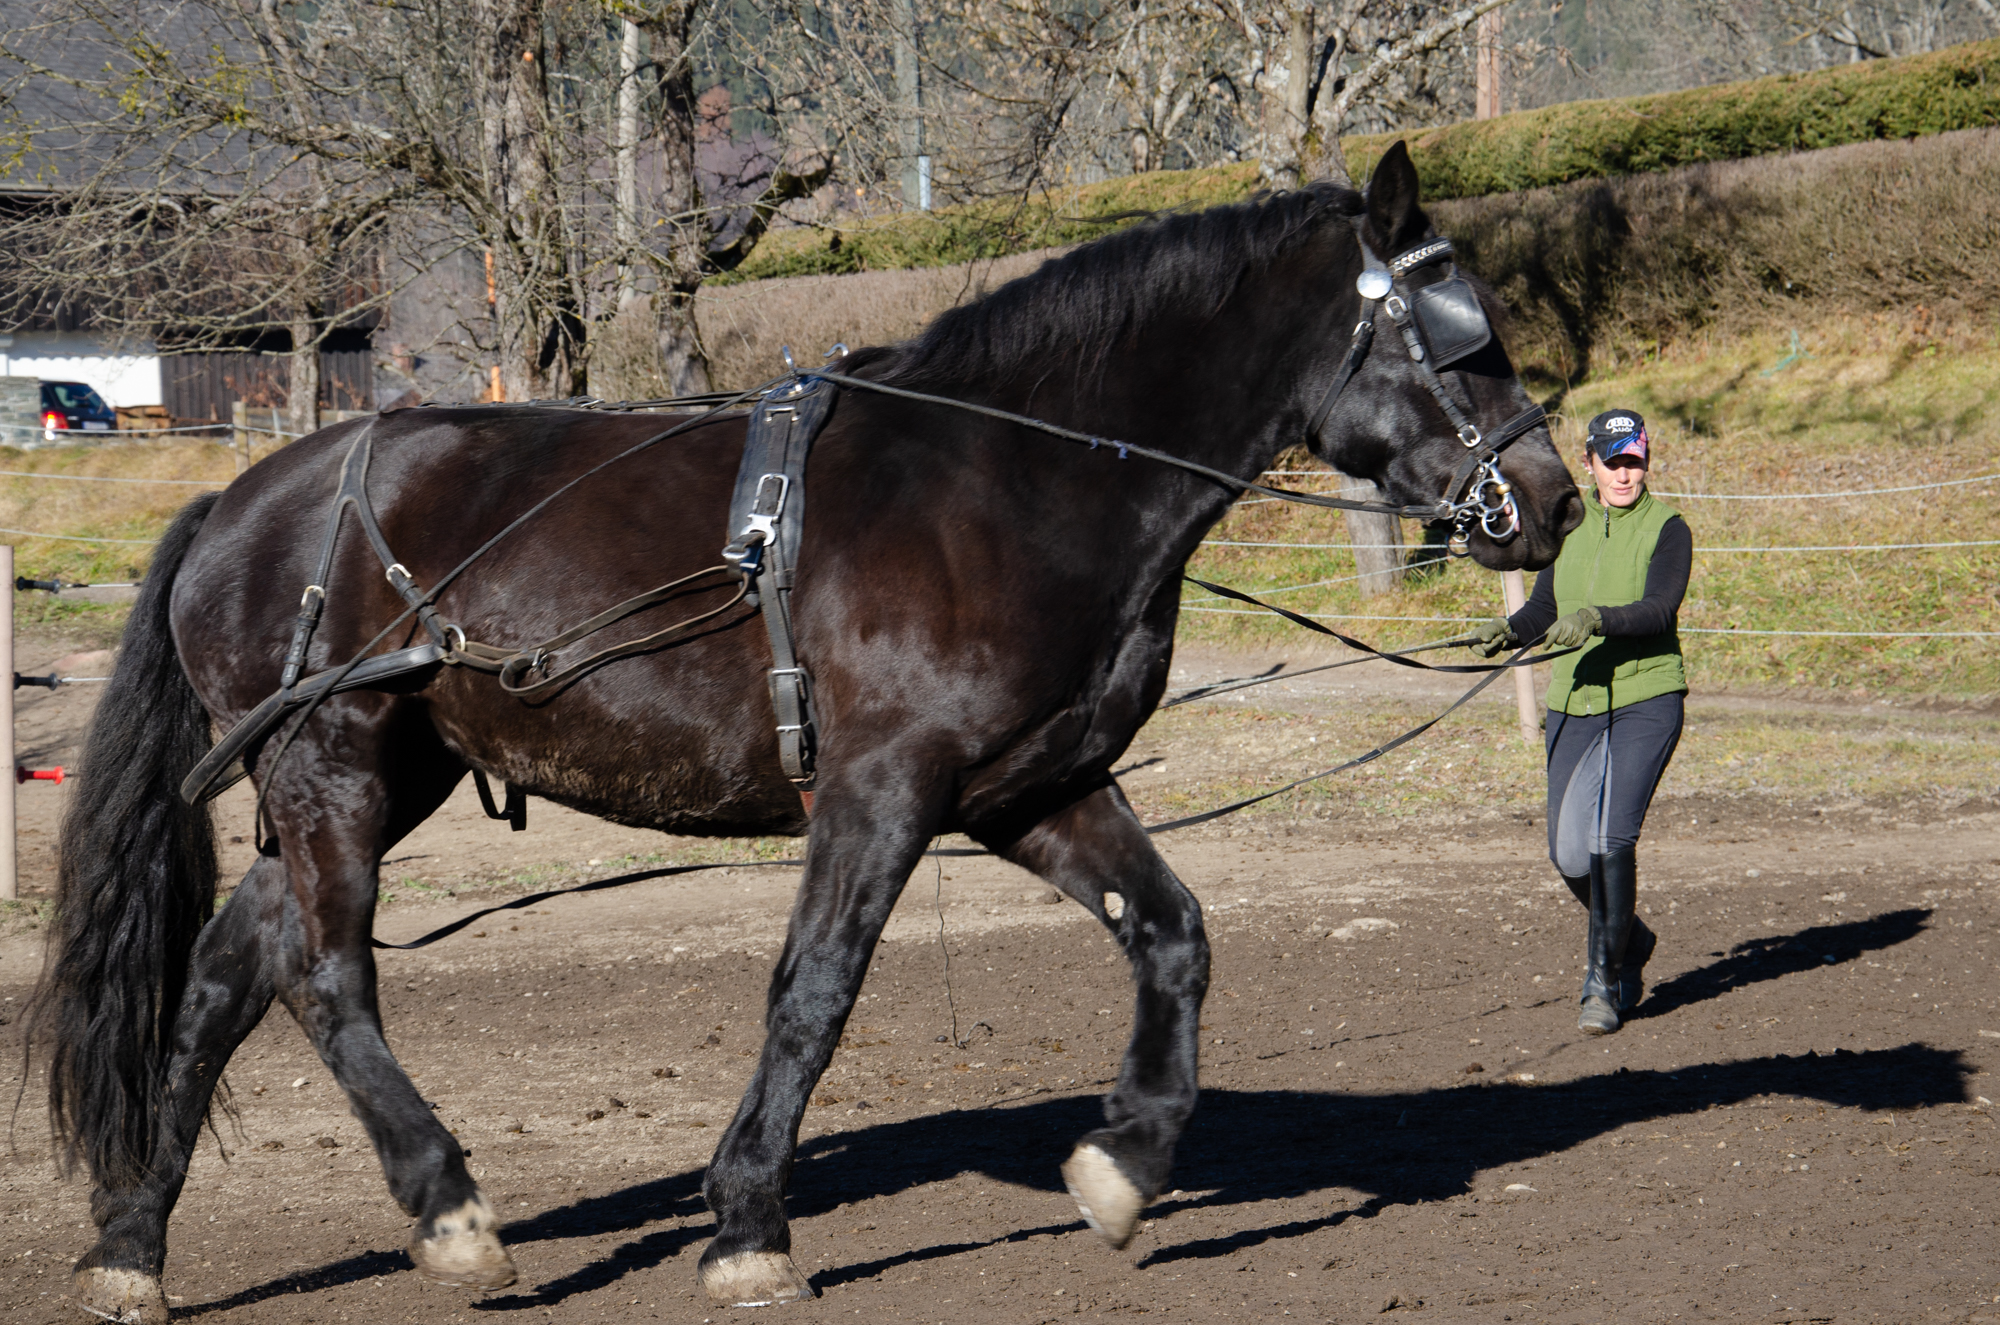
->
[[892, 0, 927, 209], [615, 16, 643, 309]]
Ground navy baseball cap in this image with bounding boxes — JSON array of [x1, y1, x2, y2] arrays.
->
[[1586, 409, 1649, 463]]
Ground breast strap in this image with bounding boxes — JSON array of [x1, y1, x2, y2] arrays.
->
[[722, 377, 836, 791]]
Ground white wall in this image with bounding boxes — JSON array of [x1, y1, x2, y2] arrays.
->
[[0, 332, 163, 407]]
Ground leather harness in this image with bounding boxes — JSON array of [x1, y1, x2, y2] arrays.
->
[[181, 391, 835, 815], [179, 226, 1548, 827]]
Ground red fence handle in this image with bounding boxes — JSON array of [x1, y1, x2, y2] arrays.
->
[[17, 766, 63, 784]]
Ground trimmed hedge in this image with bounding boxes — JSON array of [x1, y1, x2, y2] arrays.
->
[[727, 38, 2000, 282], [1343, 37, 2000, 200], [722, 162, 1260, 283]]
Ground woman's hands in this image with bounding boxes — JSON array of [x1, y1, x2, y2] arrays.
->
[[1468, 618, 1517, 658], [1547, 606, 1603, 649]]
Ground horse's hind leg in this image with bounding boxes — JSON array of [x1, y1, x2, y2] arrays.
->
[[71, 855, 284, 1325], [994, 784, 1209, 1248], [261, 718, 517, 1290]]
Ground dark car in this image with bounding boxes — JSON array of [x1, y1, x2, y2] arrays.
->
[[40, 380, 117, 438]]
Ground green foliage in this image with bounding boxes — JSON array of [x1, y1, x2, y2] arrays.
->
[[1343, 37, 2000, 200], [721, 163, 1263, 283]]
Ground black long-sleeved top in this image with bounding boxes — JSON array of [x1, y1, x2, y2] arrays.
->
[[1506, 515, 1691, 641]]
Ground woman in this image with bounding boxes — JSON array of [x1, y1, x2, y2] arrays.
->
[[1470, 409, 1691, 1035]]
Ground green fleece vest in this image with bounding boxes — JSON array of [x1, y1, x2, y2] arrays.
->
[[1545, 486, 1688, 716]]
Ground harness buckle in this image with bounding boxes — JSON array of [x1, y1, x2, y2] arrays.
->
[[735, 472, 790, 547], [1457, 423, 1483, 449]]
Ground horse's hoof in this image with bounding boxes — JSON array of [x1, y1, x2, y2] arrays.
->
[[698, 1250, 817, 1306], [408, 1196, 517, 1289], [70, 1266, 169, 1325], [1062, 1141, 1145, 1249]]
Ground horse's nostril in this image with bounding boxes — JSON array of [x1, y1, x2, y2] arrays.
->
[[1553, 491, 1585, 537]]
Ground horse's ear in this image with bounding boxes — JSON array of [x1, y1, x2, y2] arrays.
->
[[1363, 141, 1425, 254]]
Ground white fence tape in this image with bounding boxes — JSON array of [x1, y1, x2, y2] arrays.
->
[[1204, 537, 2000, 554], [1180, 605, 1998, 638], [0, 527, 158, 544], [1255, 470, 2000, 500], [0, 469, 224, 486]]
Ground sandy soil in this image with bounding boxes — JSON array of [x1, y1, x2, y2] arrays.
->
[[2, 631, 1997, 1324]]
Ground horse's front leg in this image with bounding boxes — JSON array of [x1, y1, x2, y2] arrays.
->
[[697, 770, 943, 1307], [996, 783, 1209, 1247]]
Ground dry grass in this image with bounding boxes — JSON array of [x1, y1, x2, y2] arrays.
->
[[8, 309, 1993, 704], [697, 129, 2000, 398], [1183, 310, 2000, 700], [696, 249, 1059, 390]]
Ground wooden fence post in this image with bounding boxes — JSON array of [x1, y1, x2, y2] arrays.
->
[[1, 544, 16, 900], [1338, 475, 1405, 597], [1501, 568, 1538, 745], [231, 400, 250, 475]]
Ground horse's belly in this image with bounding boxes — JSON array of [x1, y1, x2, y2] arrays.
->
[[426, 677, 807, 838]]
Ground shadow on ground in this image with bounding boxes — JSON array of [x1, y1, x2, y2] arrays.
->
[[1634, 907, 1929, 1020], [181, 908, 1953, 1312], [184, 1040, 1967, 1314]]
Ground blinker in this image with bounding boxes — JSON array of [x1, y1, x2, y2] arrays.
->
[[1409, 277, 1491, 369]]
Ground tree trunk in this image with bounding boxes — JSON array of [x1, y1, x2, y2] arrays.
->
[[285, 321, 320, 438], [614, 17, 643, 311], [643, 1, 713, 396], [473, 0, 580, 401], [1280, 3, 1313, 186], [1339, 475, 1405, 597]]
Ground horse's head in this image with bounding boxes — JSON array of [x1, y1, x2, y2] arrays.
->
[[1305, 142, 1582, 571]]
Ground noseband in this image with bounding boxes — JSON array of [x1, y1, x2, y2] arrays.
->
[[1306, 225, 1547, 556]]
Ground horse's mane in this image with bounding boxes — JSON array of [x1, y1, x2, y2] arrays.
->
[[863, 180, 1364, 391]]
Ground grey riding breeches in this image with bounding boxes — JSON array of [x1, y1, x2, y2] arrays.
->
[[1545, 692, 1685, 875]]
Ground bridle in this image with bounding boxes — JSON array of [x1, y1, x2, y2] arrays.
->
[[1305, 222, 1548, 556]]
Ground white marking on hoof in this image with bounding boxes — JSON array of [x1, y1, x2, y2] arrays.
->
[[1102, 892, 1126, 920], [408, 1196, 517, 1290], [1062, 1142, 1145, 1249], [698, 1250, 817, 1306], [70, 1267, 168, 1325]]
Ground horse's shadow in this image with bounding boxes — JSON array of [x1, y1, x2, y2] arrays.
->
[[180, 908, 1955, 1312]]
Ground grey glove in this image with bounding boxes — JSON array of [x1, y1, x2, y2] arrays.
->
[[1546, 605, 1603, 650], [1468, 617, 1517, 658]]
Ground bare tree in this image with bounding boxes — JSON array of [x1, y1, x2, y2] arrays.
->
[[0, 2, 420, 433]]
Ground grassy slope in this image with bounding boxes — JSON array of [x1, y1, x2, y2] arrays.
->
[[11, 318, 1994, 706], [1182, 313, 2000, 702]]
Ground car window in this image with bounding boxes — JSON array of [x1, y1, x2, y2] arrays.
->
[[45, 383, 108, 412]]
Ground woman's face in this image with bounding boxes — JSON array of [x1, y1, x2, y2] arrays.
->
[[1586, 449, 1648, 508]]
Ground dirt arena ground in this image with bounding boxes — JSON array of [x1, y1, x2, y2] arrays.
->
[[2, 629, 1996, 1324]]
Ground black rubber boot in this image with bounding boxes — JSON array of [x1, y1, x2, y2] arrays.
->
[[1579, 848, 1638, 1035], [1607, 845, 1652, 1011]]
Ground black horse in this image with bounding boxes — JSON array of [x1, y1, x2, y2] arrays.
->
[[29, 143, 1581, 1319]]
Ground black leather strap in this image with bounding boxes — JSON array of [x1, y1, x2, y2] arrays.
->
[[1306, 304, 1378, 438], [724, 378, 837, 788]]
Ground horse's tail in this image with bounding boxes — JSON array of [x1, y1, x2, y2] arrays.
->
[[25, 492, 222, 1185]]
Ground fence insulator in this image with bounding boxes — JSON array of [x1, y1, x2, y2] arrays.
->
[[16, 766, 62, 785], [12, 672, 59, 690]]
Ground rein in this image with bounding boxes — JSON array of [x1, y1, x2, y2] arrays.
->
[[207, 220, 1572, 933]]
